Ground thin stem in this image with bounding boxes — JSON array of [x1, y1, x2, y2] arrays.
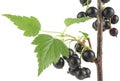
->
[[41, 30, 81, 43], [80, 47, 85, 59], [86, 0, 89, 11], [109, 18, 112, 29], [63, 34, 81, 43], [62, 27, 68, 34], [61, 27, 68, 42], [41, 30, 61, 34], [87, 38, 92, 49]]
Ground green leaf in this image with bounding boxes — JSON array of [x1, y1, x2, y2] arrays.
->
[[79, 31, 89, 39], [3, 14, 41, 37], [32, 34, 69, 76], [64, 17, 92, 27]]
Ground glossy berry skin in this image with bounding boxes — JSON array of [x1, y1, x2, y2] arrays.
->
[[82, 50, 95, 62], [82, 67, 91, 78], [101, 0, 110, 3], [66, 54, 79, 62], [77, 12, 87, 18], [79, 0, 91, 6], [69, 48, 74, 56], [70, 54, 79, 58], [102, 7, 115, 19], [111, 15, 119, 24], [92, 20, 98, 31], [86, 7, 98, 17], [92, 20, 110, 31], [53, 57, 65, 69], [75, 68, 87, 80], [68, 56, 81, 69], [109, 28, 118, 37], [103, 20, 111, 29], [68, 67, 79, 76], [75, 43, 83, 53], [63, 48, 74, 60]]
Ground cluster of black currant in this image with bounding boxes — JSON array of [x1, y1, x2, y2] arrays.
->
[[53, 42, 95, 80], [77, 0, 119, 37], [53, 0, 118, 80]]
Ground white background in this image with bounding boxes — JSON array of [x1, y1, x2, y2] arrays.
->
[[0, 0, 120, 81]]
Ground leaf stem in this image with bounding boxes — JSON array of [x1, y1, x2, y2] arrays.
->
[[41, 30, 81, 43], [41, 30, 61, 34], [62, 27, 68, 34], [41, 29, 90, 47], [63, 34, 81, 43]]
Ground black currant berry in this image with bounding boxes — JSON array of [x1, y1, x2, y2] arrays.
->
[[68, 67, 79, 76], [102, 7, 115, 19], [62, 56, 67, 60], [75, 68, 87, 80], [111, 15, 119, 24], [79, 0, 91, 6], [103, 20, 111, 29], [63, 48, 74, 60], [101, 0, 110, 4], [69, 48, 74, 56], [82, 67, 91, 78], [68, 56, 81, 69], [77, 12, 87, 18], [109, 28, 118, 37], [92, 20, 98, 31], [75, 43, 83, 53], [82, 50, 95, 62], [86, 7, 98, 17], [53, 57, 65, 69], [71, 54, 79, 58], [92, 20, 110, 31]]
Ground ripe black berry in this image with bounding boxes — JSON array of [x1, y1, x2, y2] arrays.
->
[[53, 57, 65, 69], [69, 48, 74, 56], [101, 0, 110, 3], [79, 0, 91, 6], [71, 54, 79, 58], [86, 7, 98, 17], [109, 28, 118, 37], [82, 67, 91, 78], [92, 20, 98, 31], [77, 12, 87, 18], [103, 20, 111, 29], [92, 20, 110, 31], [75, 68, 87, 80], [68, 56, 81, 69], [102, 7, 115, 19], [68, 67, 79, 76], [75, 43, 83, 53], [82, 50, 95, 62], [111, 15, 119, 24], [63, 48, 74, 60]]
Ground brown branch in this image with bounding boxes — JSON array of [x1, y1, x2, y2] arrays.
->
[[96, 0, 103, 81]]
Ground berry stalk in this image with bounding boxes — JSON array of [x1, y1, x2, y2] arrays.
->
[[96, 0, 103, 81]]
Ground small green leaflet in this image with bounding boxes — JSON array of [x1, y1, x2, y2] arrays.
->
[[32, 34, 69, 76], [3, 14, 41, 37], [64, 17, 92, 27], [79, 31, 89, 39]]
